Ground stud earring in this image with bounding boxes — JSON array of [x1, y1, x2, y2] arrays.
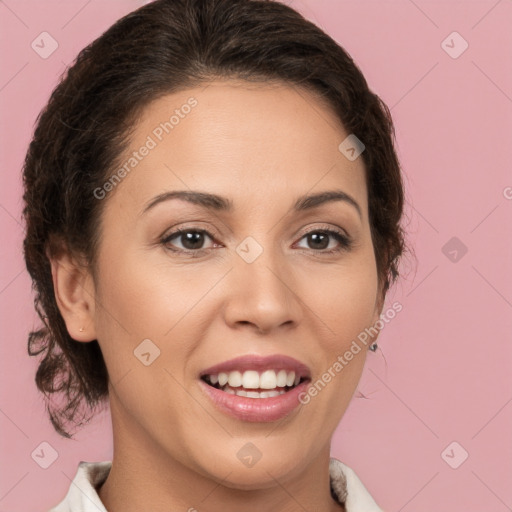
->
[[79, 327, 84, 332], [369, 342, 378, 352]]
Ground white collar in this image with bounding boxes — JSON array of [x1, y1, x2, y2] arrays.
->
[[48, 458, 383, 512]]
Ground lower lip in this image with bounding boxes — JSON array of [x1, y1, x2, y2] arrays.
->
[[199, 379, 310, 422]]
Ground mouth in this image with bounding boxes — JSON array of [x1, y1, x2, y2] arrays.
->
[[198, 354, 311, 422], [201, 369, 309, 398]]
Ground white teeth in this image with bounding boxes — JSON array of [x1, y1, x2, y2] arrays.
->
[[260, 370, 277, 389], [231, 387, 286, 398], [286, 371, 295, 387], [228, 371, 243, 387], [242, 370, 260, 389], [206, 369, 303, 392], [276, 370, 288, 387]]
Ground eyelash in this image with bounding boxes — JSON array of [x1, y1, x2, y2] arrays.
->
[[160, 225, 353, 258]]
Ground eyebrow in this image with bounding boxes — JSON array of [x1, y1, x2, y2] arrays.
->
[[141, 189, 362, 219]]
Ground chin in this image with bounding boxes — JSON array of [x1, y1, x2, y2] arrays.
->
[[193, 442, 308, 489]]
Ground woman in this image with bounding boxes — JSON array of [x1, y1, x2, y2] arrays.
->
[[22, 0, 407, 510]]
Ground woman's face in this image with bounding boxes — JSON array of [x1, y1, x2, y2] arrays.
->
[[82, 79, 383, 487]]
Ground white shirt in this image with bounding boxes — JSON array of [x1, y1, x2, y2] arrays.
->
[[47, 458, 383, 512]]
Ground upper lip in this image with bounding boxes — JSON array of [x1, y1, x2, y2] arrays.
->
[[200, 354, 311, 379]]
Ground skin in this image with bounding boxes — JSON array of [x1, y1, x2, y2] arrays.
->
[[51, 79, 384, 512]]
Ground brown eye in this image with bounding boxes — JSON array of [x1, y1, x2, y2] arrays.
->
[[306, 232, 330, 250], [162, 228, 216, 253], [296, 229, 352, 253]]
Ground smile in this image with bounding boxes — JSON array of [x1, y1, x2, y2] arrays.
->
[[202, 369, 305, 398], [199, 355, 311, 421]]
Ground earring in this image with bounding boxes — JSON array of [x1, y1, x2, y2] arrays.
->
[[79, 327, 84, 332], [369, 341, 378, 352]]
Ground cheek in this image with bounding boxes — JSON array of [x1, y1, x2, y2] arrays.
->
[[300, 257, 378, 430], [92, 242, 217, 381], [91, 245, 173, 380], [91, 247, 198, 434], [94, 245, 190, 339], [304, 252, 379, 350]]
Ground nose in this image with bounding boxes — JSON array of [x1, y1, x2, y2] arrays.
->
[[223, 245, 303, 334]]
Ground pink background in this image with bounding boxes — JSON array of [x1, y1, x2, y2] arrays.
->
[[1, 1, 511, 511]]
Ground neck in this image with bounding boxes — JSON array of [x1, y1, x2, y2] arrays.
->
[[97, 396, 344, 512]]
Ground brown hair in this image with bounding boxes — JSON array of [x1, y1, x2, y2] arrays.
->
[[22, 0, 408, 438]]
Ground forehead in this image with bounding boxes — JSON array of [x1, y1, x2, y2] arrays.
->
[[103, 79, 368, 220]]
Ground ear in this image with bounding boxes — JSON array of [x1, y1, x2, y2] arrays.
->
[[47, 245, 97, 343]]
